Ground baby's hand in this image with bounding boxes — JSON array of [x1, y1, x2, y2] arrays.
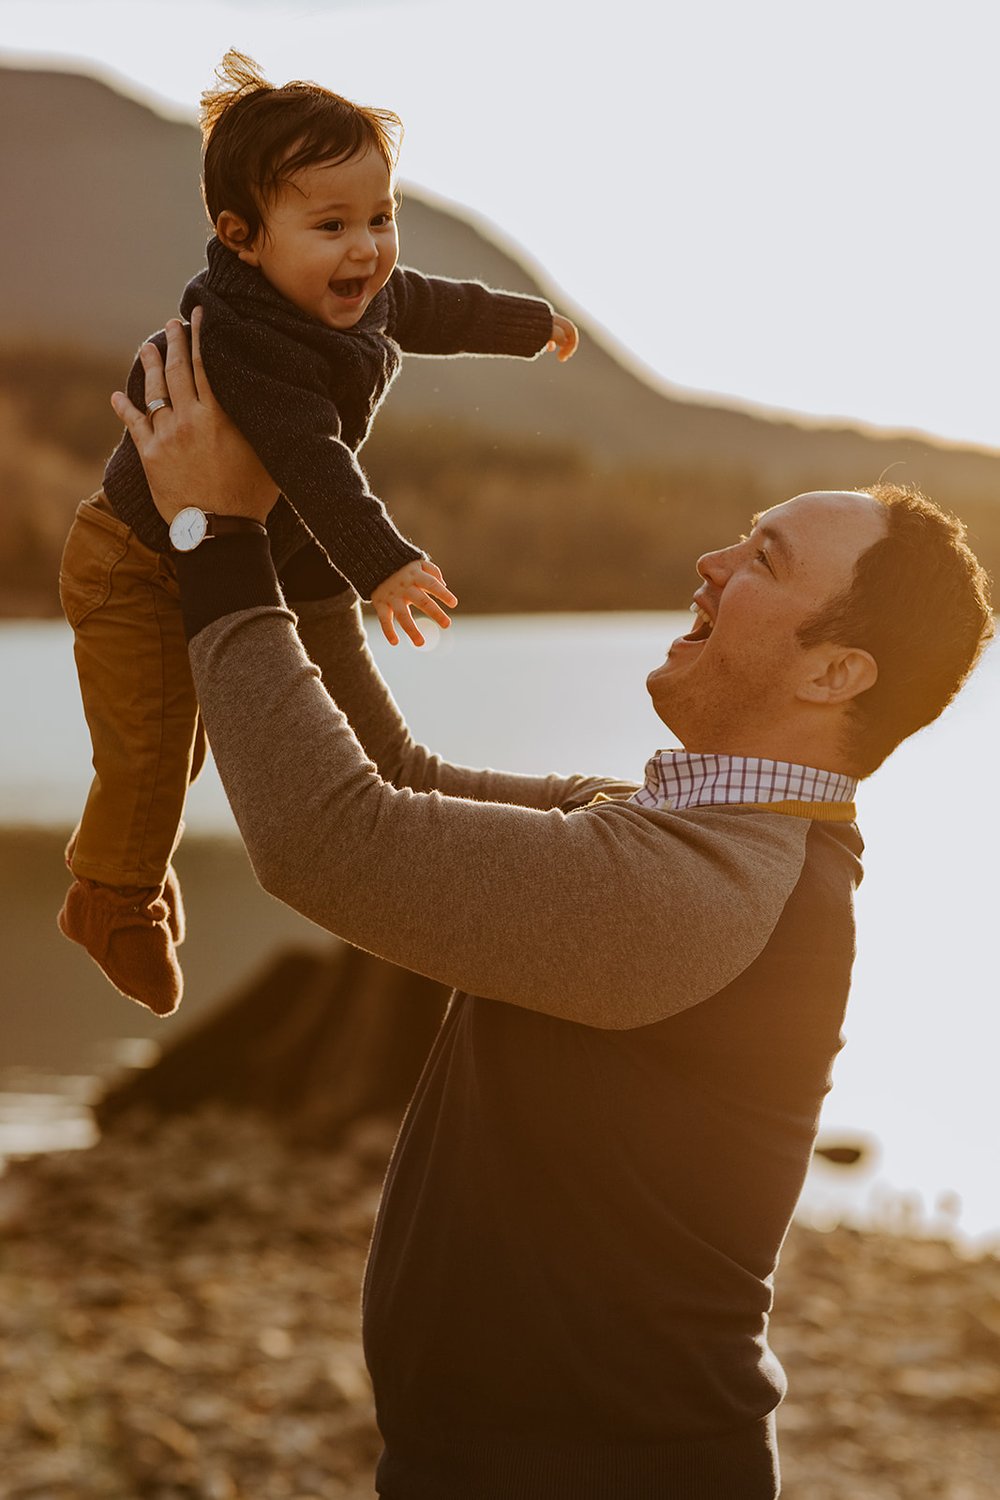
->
[[545, 314, 579, 363], [371, 558, 458, 647]]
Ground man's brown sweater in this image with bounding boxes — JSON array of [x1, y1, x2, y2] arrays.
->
[[179, 540, 863, 1498]]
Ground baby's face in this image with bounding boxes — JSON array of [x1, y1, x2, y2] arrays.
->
[[239, 147, 398, 329]]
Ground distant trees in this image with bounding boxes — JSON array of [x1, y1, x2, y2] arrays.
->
[[2, 347, 997, 620], [366, 419, 776, 612], [0, 347, 123, 615]]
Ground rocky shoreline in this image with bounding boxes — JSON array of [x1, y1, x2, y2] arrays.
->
[[1, 1108, 997, 1499]]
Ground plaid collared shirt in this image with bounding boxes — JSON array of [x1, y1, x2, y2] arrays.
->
[[629, 750, 858, 813]]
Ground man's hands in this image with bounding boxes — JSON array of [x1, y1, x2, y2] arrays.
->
[[110, 310, 279, 526], [545, 313, 579, 363], [371, 559, 458, 648]]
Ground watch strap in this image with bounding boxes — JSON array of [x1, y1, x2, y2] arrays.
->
[[205, 514, 268, 540]]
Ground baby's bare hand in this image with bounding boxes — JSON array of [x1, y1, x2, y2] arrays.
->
[[371, 559, 458, 647], [545, 313, 579, 363]]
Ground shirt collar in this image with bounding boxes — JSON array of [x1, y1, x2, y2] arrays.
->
[[629, 750, 858, 813]]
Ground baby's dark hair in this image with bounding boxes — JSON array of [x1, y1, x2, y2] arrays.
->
[[200, 50, 402, 240]]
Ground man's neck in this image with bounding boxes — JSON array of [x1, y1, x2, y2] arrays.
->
[[674, 731, 856, 782]]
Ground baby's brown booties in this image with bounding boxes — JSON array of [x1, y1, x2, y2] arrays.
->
[[58, 869, 184, 1017], [62, 832, 186, 945]]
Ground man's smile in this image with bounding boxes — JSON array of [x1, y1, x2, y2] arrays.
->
[[665, 591, 717, 659], [682, 597, 715, 643]]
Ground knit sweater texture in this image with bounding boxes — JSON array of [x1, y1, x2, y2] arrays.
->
[[103, 238, 554, 597], [179, 543, 864, 1498]]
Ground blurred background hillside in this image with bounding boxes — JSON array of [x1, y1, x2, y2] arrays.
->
[[1, 62, 998, 618]]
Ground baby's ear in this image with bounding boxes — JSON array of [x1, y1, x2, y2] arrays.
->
[[215, 211, 260, 263]]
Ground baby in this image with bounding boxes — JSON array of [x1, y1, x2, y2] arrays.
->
[[57, 50, 578, 1017]]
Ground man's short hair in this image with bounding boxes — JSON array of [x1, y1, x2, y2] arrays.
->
[[200, 50, 402, 243], [796, 482, 994, 777]]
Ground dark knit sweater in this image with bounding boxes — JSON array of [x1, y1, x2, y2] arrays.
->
[[103, 237, 554, 597], [364, 814, 861, 1499]]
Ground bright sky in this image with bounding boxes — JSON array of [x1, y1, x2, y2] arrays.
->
[[2, 0, 998, 449]]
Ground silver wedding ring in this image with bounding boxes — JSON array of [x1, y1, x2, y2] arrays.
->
[[146, 397, 172, 417]]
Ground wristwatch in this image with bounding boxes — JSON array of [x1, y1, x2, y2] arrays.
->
[[168, 506, 267, 552]]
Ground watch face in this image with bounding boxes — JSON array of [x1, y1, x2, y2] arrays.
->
[[170, 506, 208, 552]]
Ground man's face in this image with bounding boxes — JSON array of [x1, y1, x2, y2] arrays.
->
[[239, 147, 399, 330], [647, 490, 888, 755]]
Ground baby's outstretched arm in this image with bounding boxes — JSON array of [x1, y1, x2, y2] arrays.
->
[[371, 559, 458, 647], [545, 314, 579, 363]]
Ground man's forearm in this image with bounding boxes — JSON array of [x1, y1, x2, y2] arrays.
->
[[293, 591, 606, 808]]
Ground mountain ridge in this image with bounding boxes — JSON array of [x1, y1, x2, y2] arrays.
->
[[1, 63, 996, 620], [2, 63, 998, 508]]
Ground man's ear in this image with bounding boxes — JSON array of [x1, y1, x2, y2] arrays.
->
[[215, 211, 261, 264], [797, 645, 878, 706]]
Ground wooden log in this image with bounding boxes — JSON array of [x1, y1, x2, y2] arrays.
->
[[95, 945, 450, 1146]]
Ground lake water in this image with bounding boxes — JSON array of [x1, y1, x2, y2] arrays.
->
[[2, 614, 998, 1247]]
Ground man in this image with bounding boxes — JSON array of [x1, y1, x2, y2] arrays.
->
[[114, 315, 992, 1499]]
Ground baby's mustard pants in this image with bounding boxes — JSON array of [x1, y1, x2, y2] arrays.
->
[[60, 491, 206, 887]]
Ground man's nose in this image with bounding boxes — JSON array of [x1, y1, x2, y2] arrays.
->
[[696, 546, 733, 585]]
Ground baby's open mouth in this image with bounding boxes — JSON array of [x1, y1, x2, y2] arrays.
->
[[330, 278, 366, 300]]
